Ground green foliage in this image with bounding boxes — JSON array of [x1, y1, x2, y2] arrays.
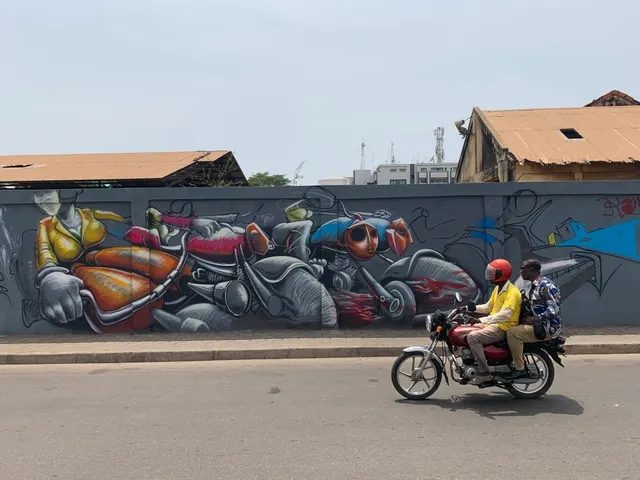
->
[[247, 172, 291, 187]]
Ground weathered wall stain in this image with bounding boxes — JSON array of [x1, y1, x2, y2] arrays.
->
[[0, 182, 639, 334]]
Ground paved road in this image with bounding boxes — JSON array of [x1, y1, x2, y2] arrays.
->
[[1, 355, 639, 480]]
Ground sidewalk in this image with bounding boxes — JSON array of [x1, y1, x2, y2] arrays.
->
[[1, 326, 640, 365]]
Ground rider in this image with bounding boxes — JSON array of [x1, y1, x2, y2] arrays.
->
[[465, 259, 522, 384], [503, 259, 563, 380]]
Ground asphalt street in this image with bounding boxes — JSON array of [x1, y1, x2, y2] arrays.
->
[[1, 355, 639, 480]]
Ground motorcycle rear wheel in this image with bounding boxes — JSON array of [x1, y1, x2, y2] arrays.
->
[[505, 349, 555, 400], [391, 352, 443, 400]]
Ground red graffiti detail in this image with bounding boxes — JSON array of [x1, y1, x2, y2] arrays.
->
[[599, 196, 640, 218], [409, 276, 476, 304], [333, 291, 379, 324]]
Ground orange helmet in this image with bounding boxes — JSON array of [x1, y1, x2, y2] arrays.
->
[[485, 259, 512, 283]]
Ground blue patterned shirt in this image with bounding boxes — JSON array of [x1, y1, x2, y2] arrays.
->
[[523, 276, 563, 338]]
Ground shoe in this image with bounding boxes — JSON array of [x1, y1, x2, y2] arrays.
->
[[472, 372, 492, 384], [501, 369, 526, 380]]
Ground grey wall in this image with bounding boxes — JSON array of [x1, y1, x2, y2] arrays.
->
[[0, 182, 637, 335]]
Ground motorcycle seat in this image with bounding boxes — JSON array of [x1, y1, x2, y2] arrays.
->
[[492, 340, 509, 349]]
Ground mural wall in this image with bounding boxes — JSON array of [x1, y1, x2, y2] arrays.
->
[[0, 183, 638, 335]]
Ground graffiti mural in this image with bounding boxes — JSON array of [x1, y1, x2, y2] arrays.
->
[[2, 187, 483, 334], [443, 189, 631, 305], [0, 185, 637, 334]]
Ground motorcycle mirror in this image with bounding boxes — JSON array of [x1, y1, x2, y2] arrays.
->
[[454, 292, 462, 303], [304, 187, 336, 210], [467, 301, 477, 312]]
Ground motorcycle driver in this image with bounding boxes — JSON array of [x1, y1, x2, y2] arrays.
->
[[465, 259, 522, 384]]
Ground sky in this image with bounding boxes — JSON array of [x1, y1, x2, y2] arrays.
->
[[1, 0, 639, 185]]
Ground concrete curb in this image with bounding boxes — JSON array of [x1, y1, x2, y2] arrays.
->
[[1, 342, 639, 365]]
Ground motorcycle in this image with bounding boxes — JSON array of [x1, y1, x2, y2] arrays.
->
[[391, 292, 567, 400], [124, 226, 339, 332]]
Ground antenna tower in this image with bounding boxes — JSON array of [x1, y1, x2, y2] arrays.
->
[[360, 139, 366, 169], [390, 142, 396, 164], [432, 127, 445, 163]]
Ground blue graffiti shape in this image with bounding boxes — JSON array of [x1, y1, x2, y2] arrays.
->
[[469, 218, 499, 244], [556, 219, 640, 262], [310, 217, 353, 245]]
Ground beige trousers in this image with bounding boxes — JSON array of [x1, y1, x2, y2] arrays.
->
[[466, 324, 506, 373], [507, 324, 551, 370]]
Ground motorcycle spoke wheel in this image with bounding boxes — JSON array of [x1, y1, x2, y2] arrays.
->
[[391, 352, 443, 400], [506, 350, 555, 400]]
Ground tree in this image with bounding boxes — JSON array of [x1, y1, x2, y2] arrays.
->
[[290, 160, 306, 186], [247, 172, 291, 187], [247, 161, 306, 187]]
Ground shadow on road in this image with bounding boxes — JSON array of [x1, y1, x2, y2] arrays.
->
[[395, 393, 584, 419]]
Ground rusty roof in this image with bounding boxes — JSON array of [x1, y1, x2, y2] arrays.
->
[[477, 105, 640, 165], [585, 89, 640, 107], [0, 150, 231, 182]]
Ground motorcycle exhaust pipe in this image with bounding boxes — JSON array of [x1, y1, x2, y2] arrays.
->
[[236, 244, 284, 317], [187, 280, 252, 317]]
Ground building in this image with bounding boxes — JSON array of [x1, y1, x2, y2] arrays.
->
[[353, 169, 376, 185], [0, 150, 247, 189], [352, 162, 457, 185], [317, 176, 353, 186], [585, 89, 640, 107], [455, 90, 640, 183]]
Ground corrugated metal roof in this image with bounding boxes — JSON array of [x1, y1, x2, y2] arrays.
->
[[480, 106, 640, 165], [0, 150, 230, 182]]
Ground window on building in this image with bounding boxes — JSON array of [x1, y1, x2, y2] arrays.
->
[[420, 168, 428, 172], [430, 178, 449, 184], [399, 168, 406, 172], [390, 179, 407, 185], [419, 178, 427, 184], [390, 168, 397, 172], [431, 167, 445, 172]]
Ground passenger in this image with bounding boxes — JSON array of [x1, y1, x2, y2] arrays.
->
[[466, 259, 522, 384], [503, 259, 563, 380]]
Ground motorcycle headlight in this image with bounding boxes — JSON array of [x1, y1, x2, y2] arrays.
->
[[425, 314, 433, 332]]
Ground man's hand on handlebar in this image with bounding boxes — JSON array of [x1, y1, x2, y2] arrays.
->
[[466, 317, 481, 325]]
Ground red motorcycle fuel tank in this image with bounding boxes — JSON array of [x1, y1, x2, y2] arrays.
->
[[449, 324, 510, 364], [449, 324, 482, 347]]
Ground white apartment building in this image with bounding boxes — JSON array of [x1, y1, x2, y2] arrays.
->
[[317, 176, 353, 186], [351, 162, 458, 185], [414, 162, 458, 184]]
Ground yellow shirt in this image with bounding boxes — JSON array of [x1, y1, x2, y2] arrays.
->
[[487, 281, 522, 331]]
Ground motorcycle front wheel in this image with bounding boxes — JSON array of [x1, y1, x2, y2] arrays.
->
[[391, 351, 443, 400]]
